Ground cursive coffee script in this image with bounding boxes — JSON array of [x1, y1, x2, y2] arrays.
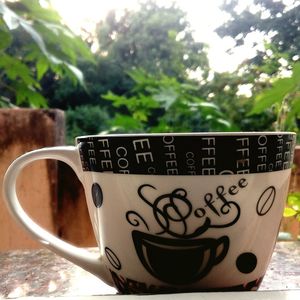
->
[[135, 178, 245, 238]]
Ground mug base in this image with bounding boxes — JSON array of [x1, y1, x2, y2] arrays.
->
[[110, 269, 264, 294]]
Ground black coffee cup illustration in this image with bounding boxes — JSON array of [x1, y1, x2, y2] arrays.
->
[[132, 230, 229, 285]]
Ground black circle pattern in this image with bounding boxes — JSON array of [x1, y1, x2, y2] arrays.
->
[[236, 252, 257, 274]]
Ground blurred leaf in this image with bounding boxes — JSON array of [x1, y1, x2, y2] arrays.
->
[[111, 114, 143, 132], [0, 53, 39, 86], [34, 21, 94, 64], [283, 207, 298, 217], [287, 193, 300, 211], [250, 63, 300, 115], [180, 83, 199, 91], [1, 1, 91, 75], [133, 110, 148, 122], [215, 118, 232, 128], [13, 82, 47, 107], [285, 96, 300, 127], [14, 0, 62, 23], [0, 2, 59, 63], [103, 92, 128, 108], [153, 87, 178, 110], [0, 96, 17, 108], [65, 63, 85, 86], [0, 2, 19, 29], [21, 21, 60, 63], [0, 17, 12, 49], [0, 29, 11, 50], [198, 102, 222, 110], [36, 56, 49, 80], [0, 0, 94, 108]]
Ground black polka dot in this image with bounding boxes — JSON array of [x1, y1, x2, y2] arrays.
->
[[92, 183, 103, 208], [236, 252, 257, 274]]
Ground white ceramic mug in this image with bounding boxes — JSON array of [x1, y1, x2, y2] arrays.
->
[[2, 132, 296, 294]]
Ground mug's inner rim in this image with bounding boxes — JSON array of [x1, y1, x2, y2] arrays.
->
[[76, 131, 296, 141]]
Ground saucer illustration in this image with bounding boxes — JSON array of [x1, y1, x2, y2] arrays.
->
[[132, 230, 229, 284]]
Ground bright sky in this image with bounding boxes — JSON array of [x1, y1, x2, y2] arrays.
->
[[50, 0, 263, 73]]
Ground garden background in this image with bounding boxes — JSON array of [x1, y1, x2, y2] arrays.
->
[[1, 0, 300, 234]]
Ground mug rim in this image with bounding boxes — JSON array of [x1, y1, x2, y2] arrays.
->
[[76, 131, 296, 140], [76, 132, 296, 175]]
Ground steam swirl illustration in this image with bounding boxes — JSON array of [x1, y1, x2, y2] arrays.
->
[[126, 211, 149, 231], [132, 184, 241, 238]]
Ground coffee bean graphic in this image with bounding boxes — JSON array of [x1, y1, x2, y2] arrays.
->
[[91, 183, 103, 208], [105, 247, 122, 270], [256, 186, 276, 216]]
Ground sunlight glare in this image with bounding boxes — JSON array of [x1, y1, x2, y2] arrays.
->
[[51, 0, 138, 34], [50, 0, 262, 73]]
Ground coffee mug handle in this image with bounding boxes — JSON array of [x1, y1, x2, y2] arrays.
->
[[2, 146, 113, 286]]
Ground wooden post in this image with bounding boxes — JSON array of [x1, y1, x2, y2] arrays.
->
[[56, 162, 96, 246], [0, 108, 64, 250]]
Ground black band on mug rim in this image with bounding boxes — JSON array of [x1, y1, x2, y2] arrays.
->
[[76, 132, 296, 175]]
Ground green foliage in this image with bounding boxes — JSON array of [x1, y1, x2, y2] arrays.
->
[[250, 62, 300, 133], [96, 0, 209, 80], [202, 72, 276, 132], [103, 69, 233, 133], [43, 0, 211, 114], [284, 192, 300, 221], [217, 0, 300, 61], [48, 0, 218, 139], [215, 0, 300, 136], [0, 0, 93, 107], [65, 105, 110, 144]]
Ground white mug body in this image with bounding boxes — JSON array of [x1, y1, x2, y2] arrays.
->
[[83, 170, 290, 293]]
